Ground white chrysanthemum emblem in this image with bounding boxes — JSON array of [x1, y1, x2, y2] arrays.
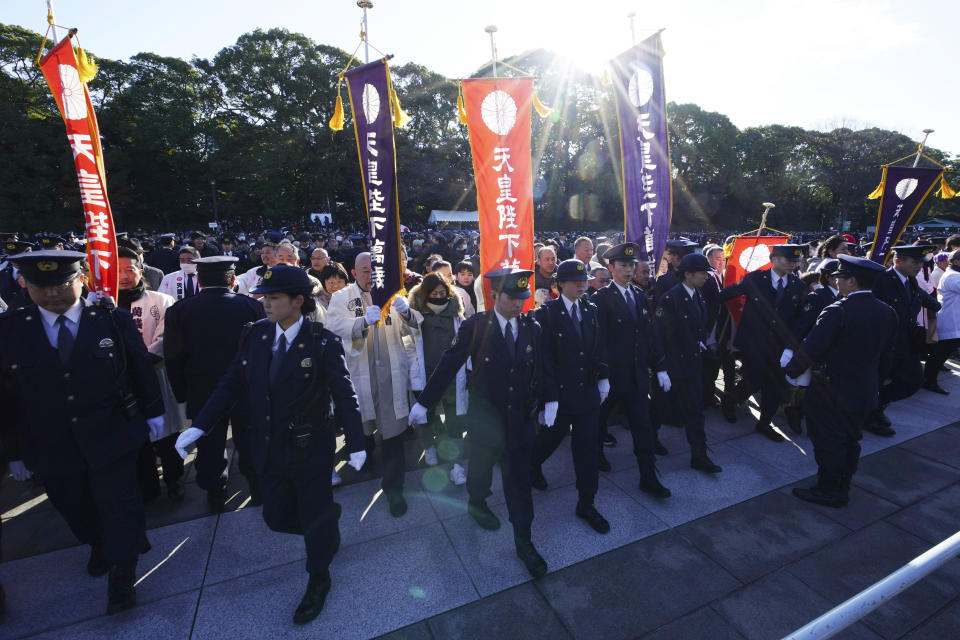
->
[[58, 64, 87, 121], [628, 68, 655, 108], [895, 178, 918, 201], [739, 243, 772, 272], [480, 90, 517, 135], [362, 83, 380, 124]]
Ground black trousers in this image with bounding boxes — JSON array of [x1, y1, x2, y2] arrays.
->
[[260, 431, 340, 576], [532, 410, 599, 502], [381, 434, 406, 493], [418, 396, 466, 463], [803, 383, 866, 491], [669, 374, 707, 448], [467, 435, 534, 533], [136, 433, 184, 498], [735, 351, 786, 419], [229, 413, 258, 485], [195, 417, 230, 491], [599, 390, 655, 466], [879, 352, 923, 405], [44, 452, 148, 564], [924, 338, 960, 385]]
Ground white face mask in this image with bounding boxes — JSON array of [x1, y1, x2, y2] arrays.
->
[[181, 263, 197, 274]]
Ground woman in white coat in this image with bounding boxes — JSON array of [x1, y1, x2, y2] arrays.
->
[[117, 246, 186, 501], [326, 253, 422, 517], [923, 249, 960, 393]]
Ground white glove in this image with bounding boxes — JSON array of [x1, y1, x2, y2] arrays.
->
[[174, 427, 205, 459], [408, 402, 428, 426], [657, 371, 672, 392], [348, 450, 367, 471], [543, 401, 558, 427], [364, 305, 382, 326], [392, 296, 409, 314], [146, 416, 165, 440], [8, 460, 32, 481], [597, 378, 610, 404], [780, 349, 794, 368]]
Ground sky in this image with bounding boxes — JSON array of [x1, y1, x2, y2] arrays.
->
[[7, 0, 959, 156]]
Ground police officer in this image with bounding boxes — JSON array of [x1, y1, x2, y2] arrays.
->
[[785, 255, 897, 506], [0, 250, 164, 614], [530, 259, 611, 533], [164, 256, 266, 511], [591, 243, 672, 498], [0, 240, 35, 309], [720, 244, 807, 441], [408, 268, 548, 578], [653, 253, 722, 473], [868, 245, 941, 435], [145, 233, 180, 275], [650, 239, 698, 302], [175, 265, 366, 625]]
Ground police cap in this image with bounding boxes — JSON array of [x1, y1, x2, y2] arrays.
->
[[604, 242, 641, 264], [892, 245, 936, 261], [770, 244, 805, 261], [250, 264, 312, 295], [10, 250, 86, 286], [835, 254, 885, 283], [193, 255, 238, 275], [665, 239, 698, 256], [4, 241, 35, 255], [189, 230, 206, 240], [483, 267, 534, 299], [677, 253, 715, 273], [816, 258, 840, 275], [556, 258, 589, 281], [220, 235, 235, 245]]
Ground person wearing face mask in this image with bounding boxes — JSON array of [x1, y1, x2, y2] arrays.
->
[[326, 253, 423, 517], [157, 246, 202, 302], [406, 272, 468, 485]]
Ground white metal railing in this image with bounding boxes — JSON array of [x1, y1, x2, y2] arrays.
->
[[782, 529, 960, 640]]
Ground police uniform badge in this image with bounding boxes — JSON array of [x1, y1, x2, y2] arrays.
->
[[625, 246, 635, 256], [577, 263, 584, 271], [37, 261, 59, 272], [516, 276, 528, 289], [300, 358, 312, 368], [263, 270, 273, 280], [5, 243, 15, 252], [99, 338, 115, 348]]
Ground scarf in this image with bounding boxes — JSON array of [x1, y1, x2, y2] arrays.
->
[[118, 280, 146, 310]]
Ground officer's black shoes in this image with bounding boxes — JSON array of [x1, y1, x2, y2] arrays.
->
[[720, 394, 738, 423], [691, 447, 722, 474], [531, 467, 548, 491], [873, 407, 892, 427], [603, 433, 618, 447], [653, 439, 669, 456], [386, 490, 407, 518], [922, 381, 950, 395], [576, 502, 611, 534], [864, 408, 895, 436], [792, 486, 848, 508], [514, 536, 548, 578], [755, 421, 784, 443], [864, 423, 896, 437], [293, 573, 332, 625], [87, 543, 110, 577], [598, 451, 612, 473], [106, 562, 137, 615], [167, 479, 186, 502], [468, 500, 501, 530], [639, 473, 672, 499], [785, 407, 803, 434]]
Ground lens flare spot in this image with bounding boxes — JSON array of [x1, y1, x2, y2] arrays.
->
[[409, 586, 427, 599], [422, 466, 449, 492]]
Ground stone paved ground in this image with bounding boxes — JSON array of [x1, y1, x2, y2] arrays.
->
[[1, 366, 958, 639]]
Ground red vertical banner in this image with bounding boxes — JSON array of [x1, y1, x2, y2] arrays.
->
[[39, 37, 118, 297], [461, 78, 535, 311], [722, 234, 789, 324]]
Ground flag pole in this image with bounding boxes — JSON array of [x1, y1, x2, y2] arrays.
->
[[912, 129, 934, 168], [485, 25, 498, 78], [47, 0, 59, 44], [627, 12, 637, 45]]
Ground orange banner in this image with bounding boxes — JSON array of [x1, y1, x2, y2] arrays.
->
[[39, 37, 118, 297], [461, 78, 535, 311], [723, 234, 789, 325]]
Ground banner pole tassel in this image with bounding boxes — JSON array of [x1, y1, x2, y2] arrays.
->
[[329, 76, 345, 131], [457, 82, 468, 125], [75, 47, 98, 83], [866, 178, 885, 200], [937, 175, 956, 199], [532, 91, 552, 118]]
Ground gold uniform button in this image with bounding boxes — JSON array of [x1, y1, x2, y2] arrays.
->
[[508, 386, 513, 391], [64, 372, 70, 378], [10, 364, 17, 370], [67, 395, 75, 401], [266, 416, 271, 421], [71, 417, 78, 423]]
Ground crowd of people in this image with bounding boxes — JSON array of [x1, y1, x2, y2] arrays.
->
[[0, 224, 958, 625]]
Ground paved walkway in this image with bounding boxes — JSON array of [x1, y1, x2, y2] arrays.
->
[[1, 367, 958, 639]]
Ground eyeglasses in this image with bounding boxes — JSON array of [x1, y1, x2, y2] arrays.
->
[[594, 277, 612, 284]]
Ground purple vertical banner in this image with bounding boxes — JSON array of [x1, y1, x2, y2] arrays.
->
[[869, 165, 942, 265], [344, 59, 405, 313], [610, 31, 672, 274]]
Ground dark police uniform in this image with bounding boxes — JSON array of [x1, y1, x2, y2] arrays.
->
[[532, 259, 610, 532], [415, 268, 547, 577], [590, 243, 670, 496], [145, 235, 181, 275], [653, 254, 721, 473], [0, 241, 35, 309], [870, 245, 941, 433], [720, 244, 807, 440], [0, 250, 162, 613], [164, 257, 266, 506], [649, 239, 697, 303], [786, 255, 897, 506]]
